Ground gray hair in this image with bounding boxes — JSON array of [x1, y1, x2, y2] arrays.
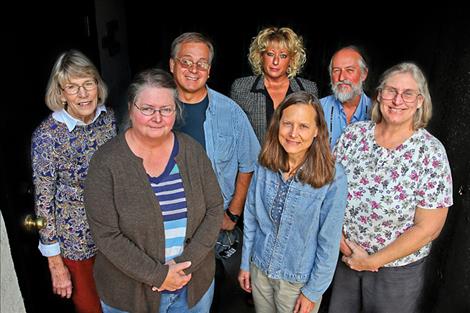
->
[[371, 62, 432, 130], [170, 32, 214, 64], [328, 45, 368, 78], [127, 68, 182, 123], [45, 49, 108, 111]]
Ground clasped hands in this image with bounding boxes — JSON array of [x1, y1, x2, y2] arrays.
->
[[340, 237, 379, 272], [151, 260, 192, 292]]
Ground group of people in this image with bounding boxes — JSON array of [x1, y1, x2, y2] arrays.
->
[[31, 26, 453, 313]]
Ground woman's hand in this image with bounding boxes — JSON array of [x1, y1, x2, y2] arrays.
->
[[47, 255, 72, 298], [341, 239, 379, 272], [238, 269, 252, 293], [293, 293, 316, 313], [340, 232, 352, 257], [152, 261, 192, 292]]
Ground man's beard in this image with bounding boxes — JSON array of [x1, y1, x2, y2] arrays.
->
[[332, 79, 363, 103]]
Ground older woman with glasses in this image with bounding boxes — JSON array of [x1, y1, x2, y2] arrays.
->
[[328, 63, 453, 313], [84, 68, 223, 313], [231, 26, 318, 144], [32, 49, 116, 313]]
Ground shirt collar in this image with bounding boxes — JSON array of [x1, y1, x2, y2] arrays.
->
[[250, 75, 303, 94], [334, 93, 369, 120], [251, 75, 266, 93], [52, 105, 107, 132]]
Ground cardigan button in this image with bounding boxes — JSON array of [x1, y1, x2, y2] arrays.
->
[[185, 238, 191, 244]]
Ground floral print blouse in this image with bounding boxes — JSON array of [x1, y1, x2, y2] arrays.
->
[[335, 121, 453, 267], [32, 109, 116, 260]]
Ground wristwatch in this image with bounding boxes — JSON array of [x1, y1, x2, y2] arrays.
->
[[225, 209, 240, 223]]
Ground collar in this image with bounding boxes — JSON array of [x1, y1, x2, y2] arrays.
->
[[52, 105, 107, 132], [250, 75, 304, 94], [334, 93, 369, 116], [205, 85, 215, 114]]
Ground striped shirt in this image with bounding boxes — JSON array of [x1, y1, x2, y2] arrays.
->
[[148, 137, 187, 262]]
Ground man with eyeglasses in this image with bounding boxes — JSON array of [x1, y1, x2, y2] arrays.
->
[[320, 46, 372, 149], [169, 32, 260, 312]]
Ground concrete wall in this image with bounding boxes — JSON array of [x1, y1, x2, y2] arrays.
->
[[1, 211, 26, 313]]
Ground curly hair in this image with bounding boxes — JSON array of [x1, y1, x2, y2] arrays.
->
[[248, 27, 306, 79]]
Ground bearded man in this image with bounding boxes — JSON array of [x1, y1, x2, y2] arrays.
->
[[320, 46, 371, 149]]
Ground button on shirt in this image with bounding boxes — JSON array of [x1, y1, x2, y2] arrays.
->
[[320, 93, 371, 149], [271, 172, 293, 227]]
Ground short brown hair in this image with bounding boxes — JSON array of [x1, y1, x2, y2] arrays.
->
[[259, 91, 335, 188]]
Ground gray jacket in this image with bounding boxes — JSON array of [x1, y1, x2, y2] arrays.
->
[[84, 132, 223, 313], [230, 75, 318, 144]]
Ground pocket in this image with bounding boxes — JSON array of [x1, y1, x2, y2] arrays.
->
[[215, 135, 235, 162]]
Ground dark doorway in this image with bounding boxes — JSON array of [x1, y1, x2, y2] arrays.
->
[[5, 2, 99, 312]]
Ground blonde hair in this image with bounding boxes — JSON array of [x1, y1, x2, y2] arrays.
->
[[248, 27, 306, 79], [371, 62, 432, 130], [45, 50, 107, 111]]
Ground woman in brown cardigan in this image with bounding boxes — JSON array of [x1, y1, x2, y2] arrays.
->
[[84, 68, 223, 313]]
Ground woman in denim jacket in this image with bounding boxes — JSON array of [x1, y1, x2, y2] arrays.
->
[[239, 91, 347, 313]]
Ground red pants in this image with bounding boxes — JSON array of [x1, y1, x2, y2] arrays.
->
[[63, 256, 102, 313]]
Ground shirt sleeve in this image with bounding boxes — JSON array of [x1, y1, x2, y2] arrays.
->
[[235, 108, 261, 173], [301, 164, 348, 302], [416, 139, 453, 209], [38, 241, 60, 257], [31, 126, 59, 247], [240, 165, 259, 271]]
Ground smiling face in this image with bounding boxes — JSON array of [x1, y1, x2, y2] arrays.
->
[[378, 72, 423, 129], [169, 42, 211, 100], [130, 87, 176, 140], [262, 42, 291, 80], [278, 103, 318, 162], [60, 76, 98, 123]]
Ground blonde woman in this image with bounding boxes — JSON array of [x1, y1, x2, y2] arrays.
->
[[231, 27, 318, 144]]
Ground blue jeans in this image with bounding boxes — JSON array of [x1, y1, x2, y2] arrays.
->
[[101, 280, 214, 313]]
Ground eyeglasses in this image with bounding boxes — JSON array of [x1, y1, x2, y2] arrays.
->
[[174, 57, 210, 71], [380, 86, 421, 103], [133, 103, 176, 117], [62, 80, 97, 95]]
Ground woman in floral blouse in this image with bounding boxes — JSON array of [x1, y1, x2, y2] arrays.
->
[[328, 62, 453, 313], [32, 49, 116, 313]]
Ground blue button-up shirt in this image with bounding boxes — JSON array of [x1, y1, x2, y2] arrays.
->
[[320, 94, 371, 149], [204, 87, 260, 209], [241, 163, 348, 302]]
